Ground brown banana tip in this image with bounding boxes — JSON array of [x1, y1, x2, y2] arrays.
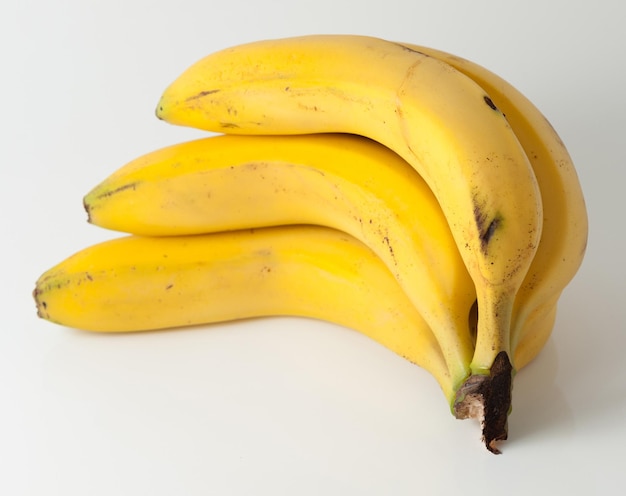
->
[[32, 287, 48, 319], [82, 197, 93, 222]]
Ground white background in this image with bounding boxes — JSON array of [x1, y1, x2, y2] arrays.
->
[[2, 0, 624, 494]]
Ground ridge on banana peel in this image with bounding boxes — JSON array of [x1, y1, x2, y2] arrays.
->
[[154, 34, 546, 452], [33, 225, 558, 441], [84, 133, 478, 397]]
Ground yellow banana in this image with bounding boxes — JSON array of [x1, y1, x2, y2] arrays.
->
[[84, 133, 476, 393], [404, 44, 588, 355], [33, 225, 454, 400], [32, 225, 556, 410]]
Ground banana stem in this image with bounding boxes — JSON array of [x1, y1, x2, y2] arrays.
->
[[454, 288, 515, 453], [453, 351, 513, 454]]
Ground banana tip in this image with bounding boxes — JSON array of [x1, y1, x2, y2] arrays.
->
[[32, 286, 49, 320]]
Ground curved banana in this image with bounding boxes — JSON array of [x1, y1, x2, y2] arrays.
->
[[154, 37, 544, 391], [33, 225, 454, 400], [33, 225, 557, 410], [404, 44, 588, 356], [84, 133, 476, 392]]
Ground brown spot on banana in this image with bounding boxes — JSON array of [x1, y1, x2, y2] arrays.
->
[[90, 182, 139, 200], [479, 216, 502, 252], [185, 89, 221, 102], [473, 198, 503, 255], [382, 236, 396, 264], [219, 122, 241, 129], [483, 95, 499, 111]]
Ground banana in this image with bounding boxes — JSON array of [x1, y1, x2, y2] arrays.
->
[[84, 133, 477, 394], [32, 225, 557, 412], [404, 43, 588, 359], [33, 225, 454, 399], [154, 35, 545, 447]]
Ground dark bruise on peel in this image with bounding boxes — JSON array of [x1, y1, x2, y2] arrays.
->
[[473, 200, 502, 254], [483, 95, 499, 111], [480, 217, 501, 251]]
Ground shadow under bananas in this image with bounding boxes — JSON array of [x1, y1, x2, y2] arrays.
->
[[507, 338, 575, 445], [508, 264, 626, 449]]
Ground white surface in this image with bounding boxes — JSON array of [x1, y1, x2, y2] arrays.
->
[[2, 0, 624, 494]]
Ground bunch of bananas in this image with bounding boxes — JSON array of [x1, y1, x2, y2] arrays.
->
[[33, 35, 587, 453]]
